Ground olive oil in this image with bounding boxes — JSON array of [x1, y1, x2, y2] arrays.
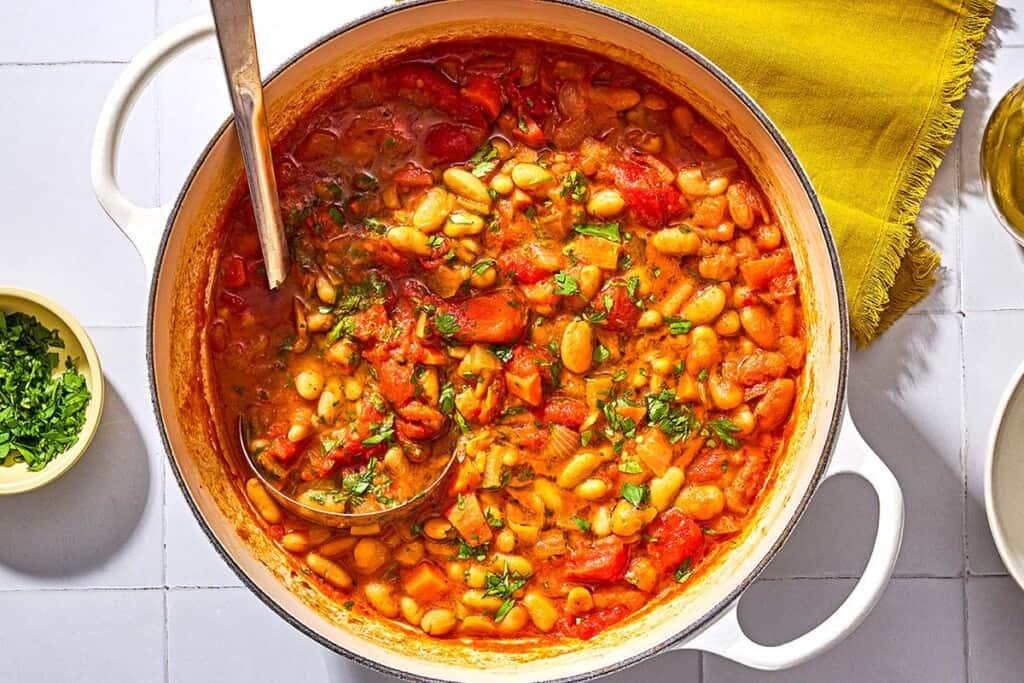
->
[[982, 80, 1024, 240]]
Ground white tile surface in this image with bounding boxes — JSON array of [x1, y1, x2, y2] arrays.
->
[[0, 328, 164, 589], [165, 461, 242, 587], [963, 310, 1021, 575], [0, 64, 153, 327], [168, 587, 330, 683], [763, 313, 964, 579], [0, 588, 165, 683], [704, 578, 965, 683], [966, 575, 1024, 683], [0, 1, 155, 63]]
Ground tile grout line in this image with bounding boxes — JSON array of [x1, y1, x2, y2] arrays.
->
[[963, 574, 971, 683], [0, 59, 129, 67]]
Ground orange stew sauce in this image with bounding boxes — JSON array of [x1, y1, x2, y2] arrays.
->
[[209, 39, 804, 642]]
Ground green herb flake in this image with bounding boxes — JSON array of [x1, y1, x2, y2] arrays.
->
[[618, 460, 643, 474], [573, 515, 592, 532], [620, 482, 648, 508], [434, 311, 461, 337], [0, 313, 92, 470], [705, 418, 742, 448], [469, 142, 499, 177], [439, 381, 456, 414], [573, 222, 621, 242], [553, 272, 580, 297], [666, 318, 693, 336], [559, 170, 588, 201], [674, 558, 693, 583], [593, 344, 611, 364]]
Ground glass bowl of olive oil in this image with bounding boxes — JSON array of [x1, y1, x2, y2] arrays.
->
[[982, 80, 1024, 245]]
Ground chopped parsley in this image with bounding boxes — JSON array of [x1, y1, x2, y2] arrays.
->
[[573, 222, 621, 242], [434, 311, 460, 337], [439, 381, 455, 414], [666, 318, 693, 335], [553, 272, 580, 297], [645, 390, 699, 443], [361, 413, 395, 446], [0, 312, 91, 470], [426, 234, 445, 249], [674, 558, 693, 583], [457, 538, 490, 562], [472, 259, 495, 275], [484, 563, 531, 622], [704, 418, 742, 448], [620, 482, 649, 508], [469, 142, 499, 177], [592, 344, 610, 364], [559, 170, 588, 201], [327, 206, 345, 226], [573, 515, 592, 532], [494, 345, 514, 363]]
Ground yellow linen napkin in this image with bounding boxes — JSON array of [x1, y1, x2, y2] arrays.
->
[[603, 0, 994, 344]]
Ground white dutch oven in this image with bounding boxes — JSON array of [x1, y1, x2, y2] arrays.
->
[[90, 1, 904, 680]]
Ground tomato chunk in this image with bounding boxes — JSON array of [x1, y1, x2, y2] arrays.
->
[[221, 254, 247, 288], [594, 281, 640, 332], [462, 75, 504, 120], [443, 289, 529, 344], [424, 122, 487, 163], [264, 435, 300, 463], [543, 397, 588, 429], [644, 508, 705, 576], [559, 604, 630, 640], [740, 251, 795, 291], [566, 536, 628, 583], [392, 162, 434, 188], [498, 250, 558, 285], [610, 160, 685, 227]]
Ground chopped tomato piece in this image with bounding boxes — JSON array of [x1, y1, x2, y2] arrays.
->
[[392, 162, 434, 188], [559, 604, 630, 640], [445, 492, 493, 545], [264, 435, 300, 463], [424, 122, 487, 163], [402, 562, 449, 602], [740, 251, 795, 291], [349, 304, 390, 342], [443, 289, 529, 344], [498, 250, 559, 285], [644, 508, 705, 576], [594, 281, 640, 332], [566, 536, 628, 583], [507, 112, 545, 147], [610, 160, 685, 227], [461, 75, 504, 120], [221, 254, 247, 288], [543, 397, 588, 429]]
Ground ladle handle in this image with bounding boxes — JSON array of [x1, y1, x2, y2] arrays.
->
[[209, 0, 289, 289]]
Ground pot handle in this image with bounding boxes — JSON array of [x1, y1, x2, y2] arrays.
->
[[675, 408, 903, 669], [90, 16, 216, 274]]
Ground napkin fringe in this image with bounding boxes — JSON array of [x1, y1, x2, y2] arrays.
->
[[855, 0, 994, 344]]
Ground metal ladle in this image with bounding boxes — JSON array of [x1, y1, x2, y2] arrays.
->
[[238, 420, 463, 528], [210, 0, 289, 288]]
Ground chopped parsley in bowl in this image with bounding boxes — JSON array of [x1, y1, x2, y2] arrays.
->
[[0, 287, 104, 494]]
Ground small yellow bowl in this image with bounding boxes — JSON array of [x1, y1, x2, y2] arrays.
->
[[0, 287, 104, 494]]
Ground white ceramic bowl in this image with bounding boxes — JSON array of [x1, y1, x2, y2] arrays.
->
[[986, 357, 1024, 587]]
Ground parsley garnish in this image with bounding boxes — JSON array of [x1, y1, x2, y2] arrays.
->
[[620, 482, 649, 507], [559, 170, 588, 201], [593, 344, 610, 363], [618, 460, 643, 474], [704, 418, 741, 448], [439, 381, 455, 414], [0, 313, 91, 470], [457, 538, 490, 562], [553, 272, 580, 297], [645, 390, 699, 443], [469, 142, 499, 177], [494, 345, 513, 363], [674, 558, 693, 583], [434, 311, 460, 337], [666, 318, 693, 335], [573, 222, 621, 242], [484, 563, 531, 622], [573, 515, 592, 532], [361, 414, 395, 446]]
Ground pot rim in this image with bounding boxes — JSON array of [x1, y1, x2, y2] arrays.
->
[[147, 1, 850, 680]]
